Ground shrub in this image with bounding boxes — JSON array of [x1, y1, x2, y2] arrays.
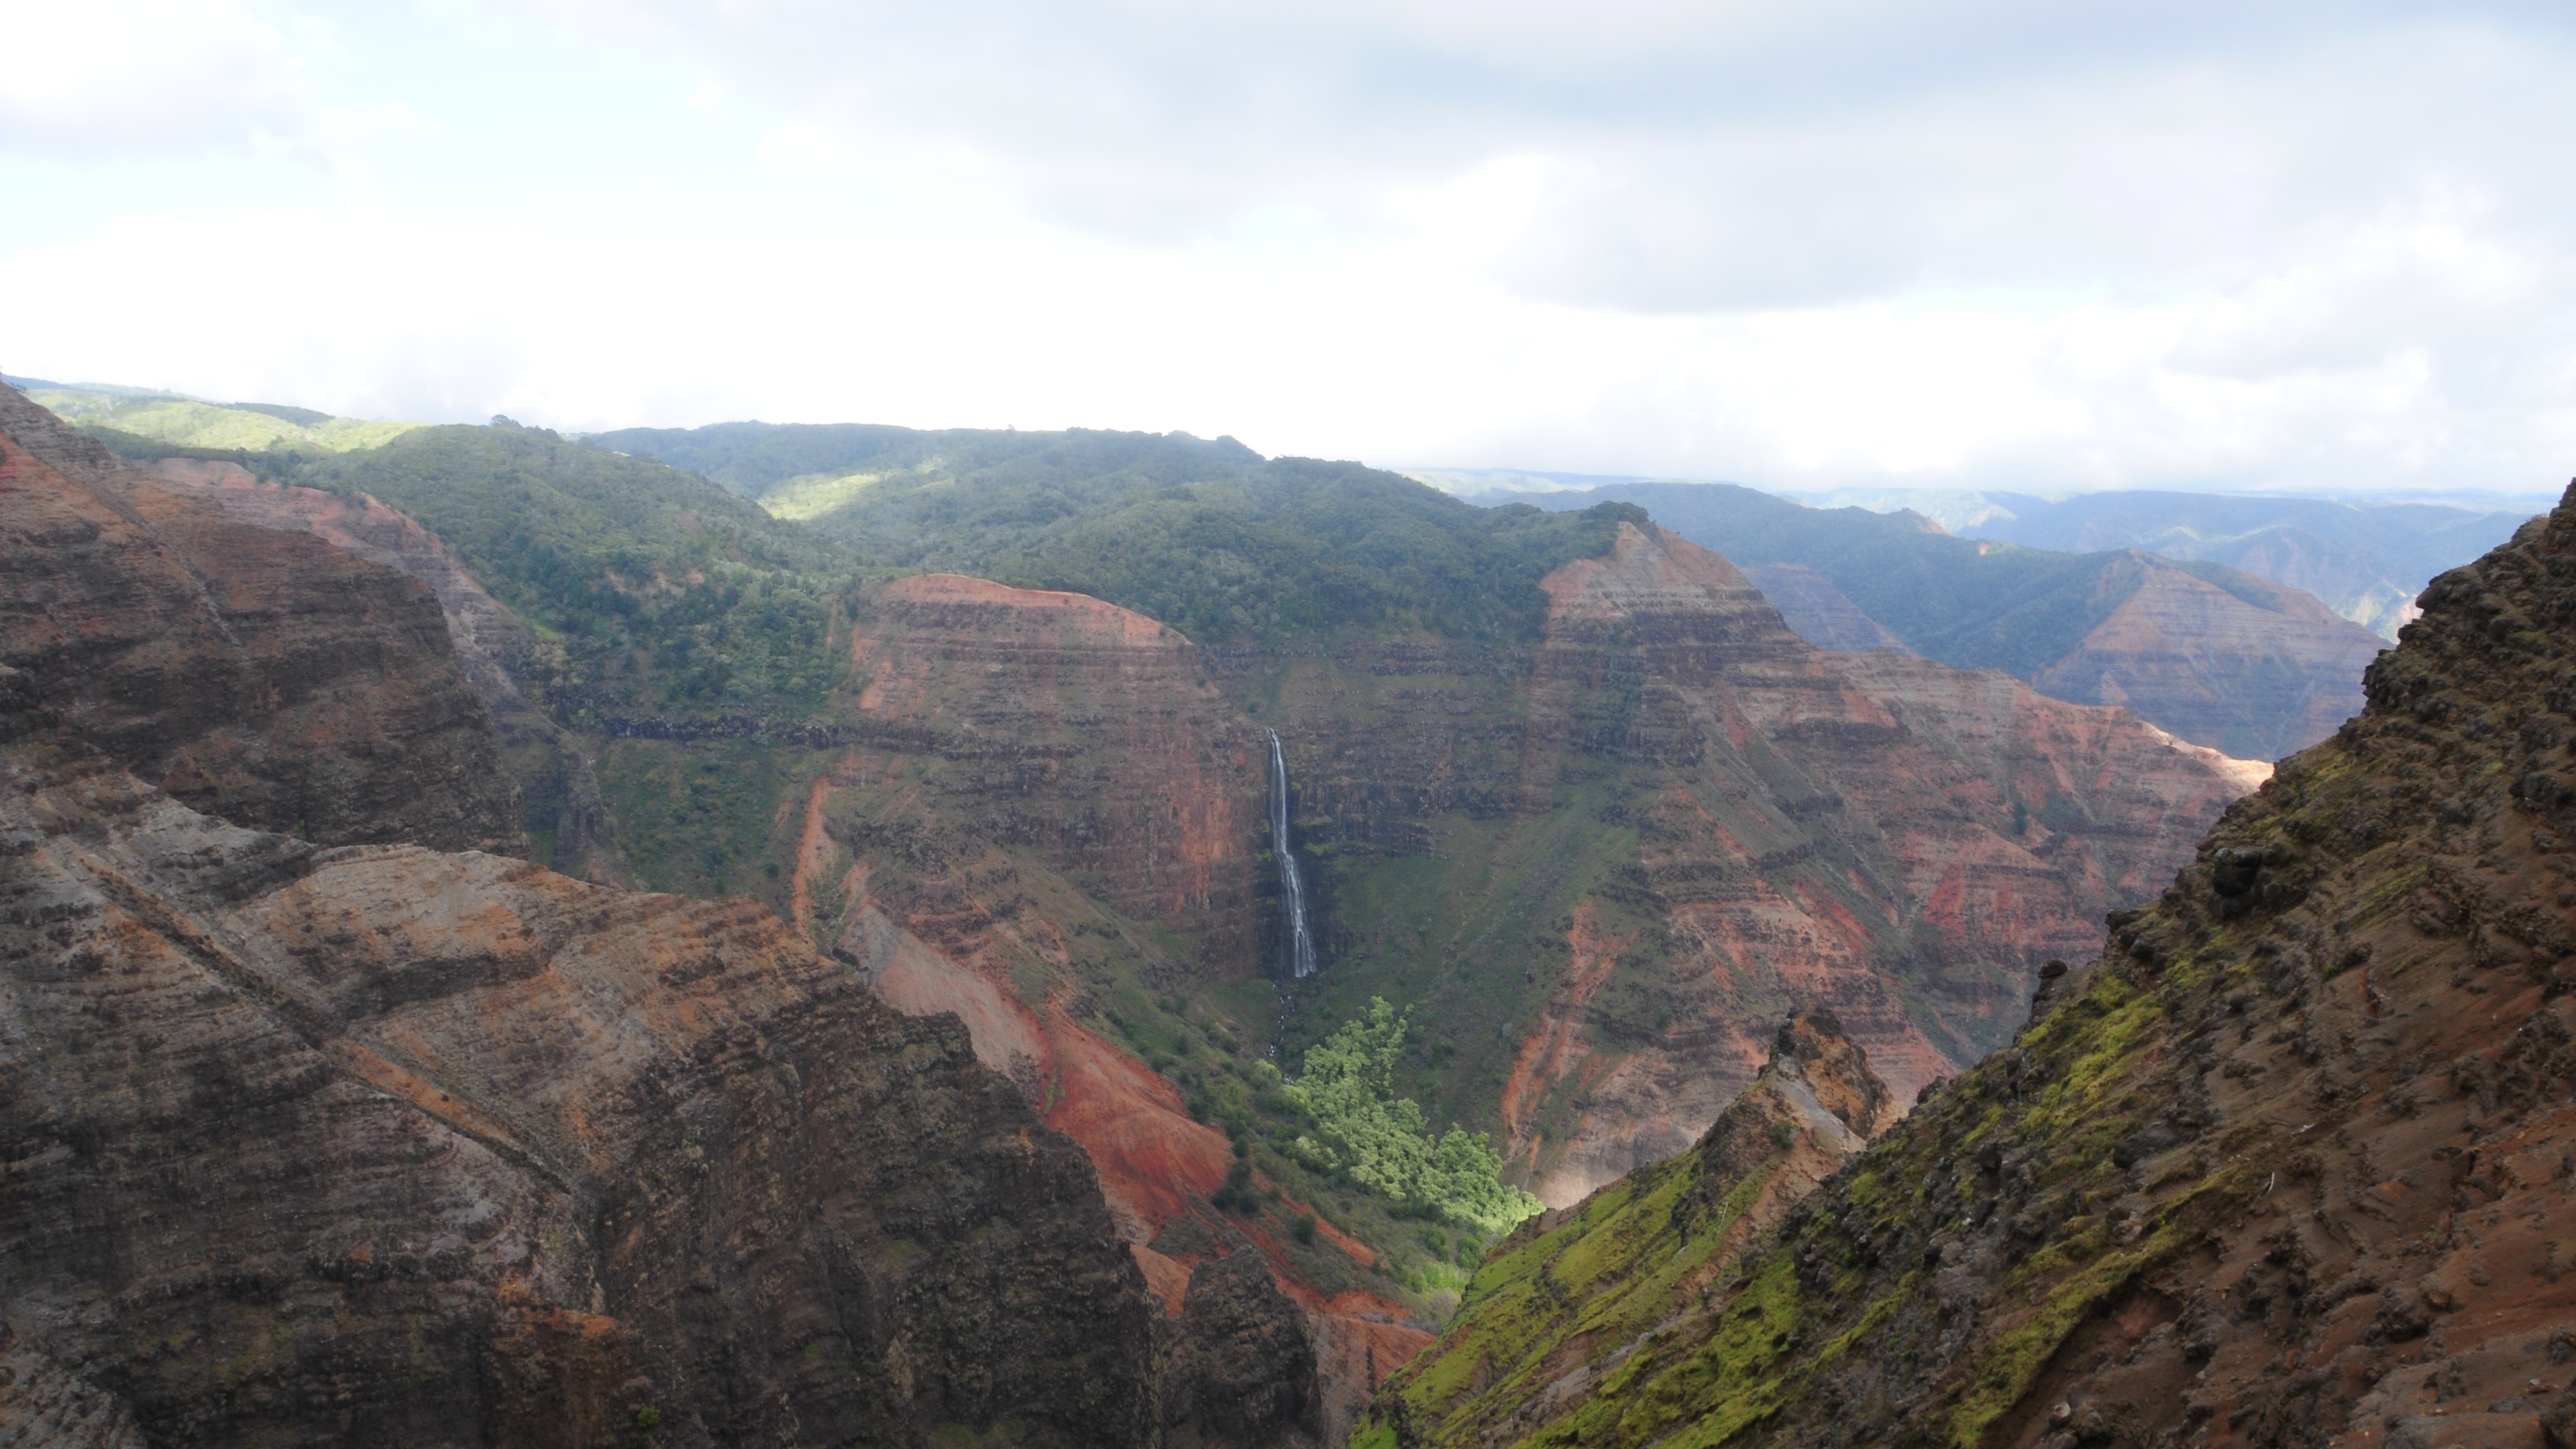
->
[[1283, 998, 1541, 1232]]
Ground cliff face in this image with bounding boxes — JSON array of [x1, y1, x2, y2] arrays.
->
[[1419, 482, 2576, 1449], [1370, 1010, 1898, 1449], [2024, 553, 2387, 764], [0, 384, 521, 855], [139, 458, 622, 880], [0, 746, 1158, 1449], [1248, 523, 2259, 1207], [0, 384, 1164, 1448], [789, 571, 1268, 1252], [778, 573, 1421, 1442]]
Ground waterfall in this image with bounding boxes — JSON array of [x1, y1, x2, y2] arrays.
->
[[1266, 729, 1319, 979]]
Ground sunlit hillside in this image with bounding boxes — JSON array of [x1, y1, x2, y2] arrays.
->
[[30, 386, 422, 453]]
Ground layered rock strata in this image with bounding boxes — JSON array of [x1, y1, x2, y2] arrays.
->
[[783, 573, 1421, 1441], [0, 746, 1158, 1448], [141, 458, 622, 879], [1408, 481, 2576, 1449], [1253, 522, 2262, 1206], [0, 383, 521, 854], [2025, 553, 2387, 764], [791, 573, 1271, 1252]]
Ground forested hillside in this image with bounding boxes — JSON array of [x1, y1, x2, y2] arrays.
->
[[603, 420, 1644, 647]]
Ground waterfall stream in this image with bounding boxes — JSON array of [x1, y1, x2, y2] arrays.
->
[[1266, 729, 1319, 979]]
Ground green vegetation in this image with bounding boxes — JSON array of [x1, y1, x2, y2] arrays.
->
[[32, 387, 423, 453], [1372, 899, 2270, 1448], [598, 421, 1646, 647], [302, 422, 857, 714], [1283, 999, 1540, 1233]]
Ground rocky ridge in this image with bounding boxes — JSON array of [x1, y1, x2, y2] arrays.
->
[[0, 384, 1169, 1448], [1493, 482, 2390, 761], [140, 457, 624, 880], [1368, 1010, 1898, 1449], [0, 383, 521, 855], [1385, 481, 2576, 1449]]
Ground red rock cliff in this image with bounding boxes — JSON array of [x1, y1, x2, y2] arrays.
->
[[1239, 521, 2263, 1207]]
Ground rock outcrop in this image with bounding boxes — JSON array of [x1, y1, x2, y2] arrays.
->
[[139, 458, 622, 880], [0, 382, 1164, 1448], [0, 383, 521, 854], [0, 745, 1159, 1448], [1160, 1251, 1325, 1449], [1405, 481, 2576, 1449], [1368, 1009, 1898, 1449]]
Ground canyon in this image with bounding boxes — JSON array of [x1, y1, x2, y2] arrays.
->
[[8, 384, 2292, 1447], [1237, 521, 2261, 1206], [1378, 481, 2576, 1448]]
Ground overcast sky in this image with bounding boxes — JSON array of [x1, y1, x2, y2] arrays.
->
[[4, 0, 2572, 495]]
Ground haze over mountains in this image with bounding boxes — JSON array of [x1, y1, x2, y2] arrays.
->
[[1438, 470, 2538, 646], [1449, 481, 2443, 762], [8, 376, 2568, 1449], [1805, 486, 2542, 642]]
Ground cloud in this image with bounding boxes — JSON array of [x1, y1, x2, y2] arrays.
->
[[0, 0, 326, 156], [7, 0, 2574, 498], [522, 1, 2576, 273]]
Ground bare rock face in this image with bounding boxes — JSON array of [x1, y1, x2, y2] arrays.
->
[[1426, 481, 2576, 1449], [0, 745, 1158, 1448], [2024, 551, 2389, 762], [827, 571, 1268, 962], [140, 458, 623, 881], [0, 383, 521, 854], [1161, 1252, 1324, 1449], [785, 573, 1426, 1440], [788, 571, 1272, 1255], [1489, 523, 2261, 1203]]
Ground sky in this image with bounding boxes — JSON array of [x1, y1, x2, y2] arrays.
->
[[3, 0, 2574, 496]]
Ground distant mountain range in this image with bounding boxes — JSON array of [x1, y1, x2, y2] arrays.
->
[[1946, 488, 2537, 639], [1429, 469, 2542, 643], [1456, 481, 2391, 761]]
